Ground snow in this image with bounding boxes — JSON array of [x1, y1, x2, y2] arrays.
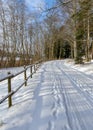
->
[[1, 60, 93, 130], [64, 59, 93, 75], [0, 66, 24, 79]]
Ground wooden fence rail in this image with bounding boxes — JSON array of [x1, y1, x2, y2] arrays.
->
[[0, 60, 42, 108]]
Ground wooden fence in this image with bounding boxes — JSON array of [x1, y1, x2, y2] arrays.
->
[[0, 60, 42, 108]]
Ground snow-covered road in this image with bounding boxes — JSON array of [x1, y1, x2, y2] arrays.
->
[[1, 60, 93, 130]]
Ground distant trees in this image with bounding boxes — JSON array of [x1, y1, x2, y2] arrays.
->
[[44, 12, 59, 59], [43, 9, 71, 60], [53, 0, 93, 63], [42, 0, 93, 63], [0, 0, 93, 67], [0, 0, 44, 67], [76, 0, 93, 62]]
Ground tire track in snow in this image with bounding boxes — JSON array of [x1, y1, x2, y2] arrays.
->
[[54, 62, 75, 129], [59, 77, 86, 130], [47, 62, 72, 130], [56, 61, 93, 130], [47, 61, 66, 130], [47, 61, 93, 130], [63, 61, 93, 93], [58, 63, 93, 106]]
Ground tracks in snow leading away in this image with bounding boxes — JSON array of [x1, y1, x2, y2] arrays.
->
[[1, 60, 93, 130], [46, 61, 93, 130]]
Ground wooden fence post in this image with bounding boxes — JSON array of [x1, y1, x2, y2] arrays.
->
[[7, 72, 12, 107], [30, 65, 32, 78], [24, 66, 27, 86]]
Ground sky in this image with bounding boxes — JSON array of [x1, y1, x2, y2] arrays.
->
[[25, 0, 57, 22], [25, 0, 45, 11], [25, 0, 56, 12]]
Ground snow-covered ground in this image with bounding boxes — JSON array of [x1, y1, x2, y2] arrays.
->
[[0, 67, 24, 79], [1, 60, 93, 130], [64, 59, 93, 75]]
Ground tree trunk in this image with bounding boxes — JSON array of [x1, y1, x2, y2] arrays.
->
[[74, 40, 77, 59], [86, 12, 90, 61], [73, 0, 77, 61], [71, 45, 74, 58]]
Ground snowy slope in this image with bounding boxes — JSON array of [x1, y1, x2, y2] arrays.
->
[[1, 60, 93, 130]]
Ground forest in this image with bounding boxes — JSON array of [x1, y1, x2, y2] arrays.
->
[[0, 0, 93, 67]]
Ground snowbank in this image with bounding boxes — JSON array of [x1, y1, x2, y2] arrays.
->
[[64, 59, 93, 75]]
